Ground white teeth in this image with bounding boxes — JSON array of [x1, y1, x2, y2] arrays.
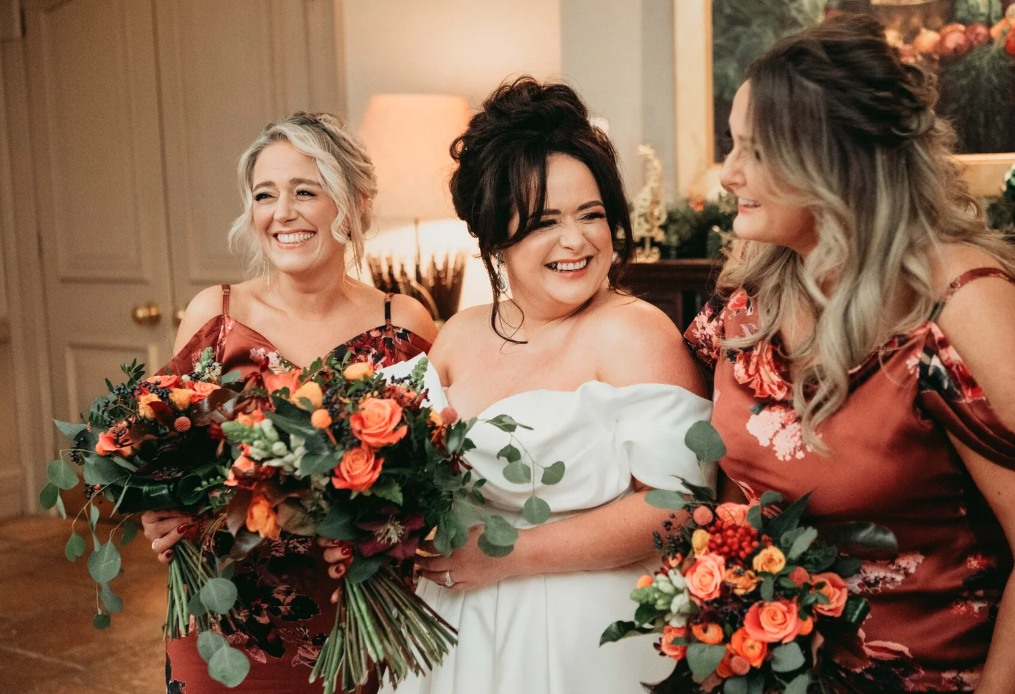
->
[[548, 258, 590, 272], [276, 231, 315, 244], [738, 198, 760, 208]]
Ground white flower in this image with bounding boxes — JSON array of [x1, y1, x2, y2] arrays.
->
[[669, 591, 692, 616], [667, 568, 687, 590], [654, 576, 676, 595], [667, 612, 689, 628], [271, 441, 288, 457]]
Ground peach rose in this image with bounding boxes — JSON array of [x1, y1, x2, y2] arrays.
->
[[692, 529, 711, 557], [692, 622, 725, 645], [715, 503, 750, 526], [245, 494, 279, 539], [145, 374, 180, 389], [729, 627, 767, 668], [812, 572, 849, 618], [331, 445, 383, 492], [137, 393, 161, 420], [189, 381, 220, 401], [788, 566, 810, 587], [291, 382, 324, 411], [685, 553, 726, 601], [743, 599, 801, 644], [724, 567, 760, 596], [350, 398, 407, 447], [660, 625, 687, 662], [343, 362, 375, 380], [169, 388, 195, 410], [752, 546, 786, 575], [263, 370, 300, 395]]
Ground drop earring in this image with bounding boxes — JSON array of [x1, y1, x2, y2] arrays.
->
[[494, 252, 509, 294]]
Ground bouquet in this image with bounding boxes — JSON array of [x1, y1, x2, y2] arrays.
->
[[601, 422, 897, 693]]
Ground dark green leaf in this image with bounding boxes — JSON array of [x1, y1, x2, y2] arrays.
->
[[100, 582, 123, 614], [39, 483, 58, 510], [747, 505, 763, 530], [83, 455, 124, 486], [686, 643, 727, 680], [833, 556, 863, 578], [599, 620, 639, 645], [771, 642, 806, 672], [724, 677, 749, 694], [346, 555, 383, 584], [759, 490, 782, 506], [522, 495, 551, 525], [200, 578, 238, 614], [634, 602, 658, 625], [54, 420, 88, 441], [788, 527, 818, 560], [65, 533, 86, 562], [445, 424, 466, 455], [481, 516, 519, 547], [298, 449, 337, 477], [47, 459, 78, 490], [111, 456, 137, 472], [826, 522, 898, 559], [316, 508, 357, 540], [684, 420, 727, 463], [486, 414, 531, 432], [540, 461, 565, 485], [477, 533, 514, 557], [645, 490, 688, 511], [784, 672, 812, 694], [503, 461, 531, 484], [803, 544, 838, 573], [760, 575, 774, 602], [676, 476, 716, 502], [763, 492, 811, 540], [92, 613, 111, 630], [841, 595, 870, 627], [120, 521, 139, 546], [197, 631, 229, 663], [87, 542, 121, 584], [370, 478, 403, 505], [496, 444, 521, 463]]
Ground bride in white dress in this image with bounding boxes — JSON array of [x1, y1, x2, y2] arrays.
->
[[335, 77, 714, 694]]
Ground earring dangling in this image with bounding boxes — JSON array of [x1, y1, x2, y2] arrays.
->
[[494, 251, 509, 294]]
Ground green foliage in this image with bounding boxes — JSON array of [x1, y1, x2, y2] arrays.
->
[[87, 541, 121, 584], [481, 516, 519, 547], [92, 613, 111, 630], [47, 459, 78, 490], [686, 642, 728, 680], [540, 461, 565, 485], [645, 490, 689, 511], [39, 483, 59, 510], [938, 45, 1015, 154], [522, 495, 551, 525], [685, 421, 727, 464], [200, 578, 238, 613], [65, 533, 86, 562], [771, 642, 806, 673]]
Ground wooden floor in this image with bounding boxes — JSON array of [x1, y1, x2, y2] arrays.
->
[[0, 516, 166, 694]]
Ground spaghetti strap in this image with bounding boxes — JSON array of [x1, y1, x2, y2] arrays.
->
[[929, 267, 1014, 321], [221, 284, 231, 318], [384, 293, 394, 327]]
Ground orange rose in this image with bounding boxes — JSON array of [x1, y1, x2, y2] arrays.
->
[[331, 445, 383, 492], [137, 393, 161, 420], [636, 574, 655, 589], [350, 398, 407, 447], [660, 625, 687, 662], [343, 362, 375, 380], [692, 528, 711, 557], [169, 388, 195, 410], [685, 553, 726, 601], [145, 374, 180, 389], [245, 494, 280, 539], [263, 370, 300, 395], [291, 382, 324, 411], [190, 381, 220, 401], [729, 627, 767, 668], [752, 546, 786, 574], [812, 572, 849, 617], [724, 567, 760, 596], [95, 424, 135, 458], [743, 599, 801, 644], [692, 622, 725, 645], [715, 503, 750, 526]]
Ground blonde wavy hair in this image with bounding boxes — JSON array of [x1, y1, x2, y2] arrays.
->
[[719, 14, 1015, 452], [227, 112, 377, 275]]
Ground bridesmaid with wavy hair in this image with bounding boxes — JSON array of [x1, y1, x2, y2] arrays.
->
[[686, 14, 1015, 692], [141, 111, 437, 693]]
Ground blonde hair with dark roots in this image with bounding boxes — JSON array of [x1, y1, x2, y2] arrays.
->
[[227, 112, 377, 275], [719, 14, 1015, 452]]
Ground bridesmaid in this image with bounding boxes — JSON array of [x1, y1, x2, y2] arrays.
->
[[686, 15, 1015, 692], [141, 112, 437, 693]]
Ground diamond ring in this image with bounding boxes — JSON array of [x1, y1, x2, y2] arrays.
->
[[152, 539, 158, 551], [444, 570, 454, 588]]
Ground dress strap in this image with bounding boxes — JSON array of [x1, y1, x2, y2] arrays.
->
[[384, 293, 394, 327], [929, 267, 1014, 321], [221, 284, 231, 317]]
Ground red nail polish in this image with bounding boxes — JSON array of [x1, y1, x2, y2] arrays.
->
[[177, 523, 189, 534], [165, 549, 174, 559]]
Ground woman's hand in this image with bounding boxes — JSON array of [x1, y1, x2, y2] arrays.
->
[[141, 510, 194, 564], [414, 526, 518, 592], [318, 537, 357, 604]]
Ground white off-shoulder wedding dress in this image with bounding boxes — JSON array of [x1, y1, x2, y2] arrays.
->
[[380, 354, 714, 694]]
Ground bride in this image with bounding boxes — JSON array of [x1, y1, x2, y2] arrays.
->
[[333, 77, 714, 693]]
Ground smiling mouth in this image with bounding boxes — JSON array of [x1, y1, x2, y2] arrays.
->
[[546, 257, 591, 273], [738, 198, 760, 210], [274, 230, 316, 245]]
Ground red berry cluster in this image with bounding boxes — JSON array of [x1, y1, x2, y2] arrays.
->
[[705, 521, 761, 563]]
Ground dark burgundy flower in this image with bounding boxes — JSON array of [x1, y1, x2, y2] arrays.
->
[[356, 506, 425, 560]]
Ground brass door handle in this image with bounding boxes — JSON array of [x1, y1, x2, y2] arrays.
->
[[174, 308, 186, 327], [132, 303, 163, 326]]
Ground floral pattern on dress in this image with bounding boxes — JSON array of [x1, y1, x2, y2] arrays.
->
[[847, 552, 925, 594], [745, 402, 810, 461], [915, 323, 986, 403]]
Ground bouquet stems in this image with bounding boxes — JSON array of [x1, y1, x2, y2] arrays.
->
[[164, 537, 216, 639], [309, 565, 458, 694]]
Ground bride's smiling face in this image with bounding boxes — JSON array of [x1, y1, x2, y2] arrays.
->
[[502, 153, 614, 314]]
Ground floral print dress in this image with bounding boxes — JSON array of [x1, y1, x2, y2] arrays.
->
[[685, 268, 1015, 692], [161, 286, 430, 694]]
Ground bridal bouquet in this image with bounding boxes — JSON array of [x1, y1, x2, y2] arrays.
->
[[601, 423, 896, 694]]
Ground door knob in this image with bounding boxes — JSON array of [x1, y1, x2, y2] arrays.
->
[[174, 308, 186, 327], [132, 303, 163, 326]]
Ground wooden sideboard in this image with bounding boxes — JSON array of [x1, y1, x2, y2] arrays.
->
[[621, 259, 722, 332]]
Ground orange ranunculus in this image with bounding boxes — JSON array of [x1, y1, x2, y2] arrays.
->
[[752, 546, 787, 575], [660, 625, 687, 662], [189, 381, 220, 400], [145, 374, 180, 389], [137, 393, 162, 420], [343, 362, 375, 380], [691, 529, 711, 557], [724, 567, 760, 596], [743, 599, 801, 644], [263, 370, 301, 395], [715, 503, 750, 526], [788, 566, 810, 587], [95, 423, 135, 458], [236, 409, 266, 427], [350, 398, 406, 448], [685, 553, 726, 601], [636, 574, 655, 590], [331, 445, 383, 492], [798, 615, 814, 636], [715, 650, 736, 679], [291, 381, 324, 410], [245, 494, 280, 539], [812, 572, 849, 618], [692, 622, 725, 645], [729, 627, 767, 668], [169, 388, 195, 410]]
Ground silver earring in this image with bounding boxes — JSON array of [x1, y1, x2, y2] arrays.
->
[[494, 252, 509, 293]]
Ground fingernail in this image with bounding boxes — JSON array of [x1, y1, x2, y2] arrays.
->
[[177, 523, 190, 534], [165, 549, 174, 559]]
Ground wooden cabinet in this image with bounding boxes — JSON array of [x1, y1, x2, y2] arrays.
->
[[621, 259, 721, 332]]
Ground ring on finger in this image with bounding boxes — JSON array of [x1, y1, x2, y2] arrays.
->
[[444, 570, 455, 588]]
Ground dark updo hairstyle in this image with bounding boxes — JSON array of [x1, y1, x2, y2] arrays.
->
[[449, 76, 633, 340]]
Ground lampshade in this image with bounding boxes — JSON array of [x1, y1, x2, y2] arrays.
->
[[357, 94, 472, 221]]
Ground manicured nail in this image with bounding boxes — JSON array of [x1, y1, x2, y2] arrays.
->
[[177, 523, 190, 534], [164, 549, 174, 559]]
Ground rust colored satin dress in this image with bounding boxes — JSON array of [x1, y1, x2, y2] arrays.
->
[[685, 268, 1015, 692], [161, 286, 430, 694]]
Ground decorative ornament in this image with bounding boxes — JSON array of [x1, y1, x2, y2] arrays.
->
[[631, 145, 667, 263]]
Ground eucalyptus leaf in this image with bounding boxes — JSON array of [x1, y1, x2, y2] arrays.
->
[[481, 516, 519, 547], [208, 645, 251, 687], [724, 677, 749, 694], [188, 591, 209, 619], [746, 505, 763, 531], [496, 444, 521, 463], [540, 461, 565, 485], [645, 490, 688, 511], [784, 672, 812, 694], [83, 455, 125, 486], [39, 483, 58, 510], [760, 575, 774, 602], [89, 504, 100, 531], [197, 631, 229, 663], [65, 533, 86, 562], [120, 521, 139, 546], [503, 461, 531, 484], [54, 420, 88, 441], [87, 542, 121, 584], [477, 533, 514, 557], [92, 613, 111, 630], [771, 642, 806, 673], [684, 420, 727, 463], [55, 494, 66, 519], [220, 369, 243, 384], [47, 459, 79, 490], [521, 495, 551, 525], [200, 578, 238, 614], [788, 527, 819, 560], [487, 414, 528, 433], [100, 582, 123, 614], [686, 643, 727, 681]]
